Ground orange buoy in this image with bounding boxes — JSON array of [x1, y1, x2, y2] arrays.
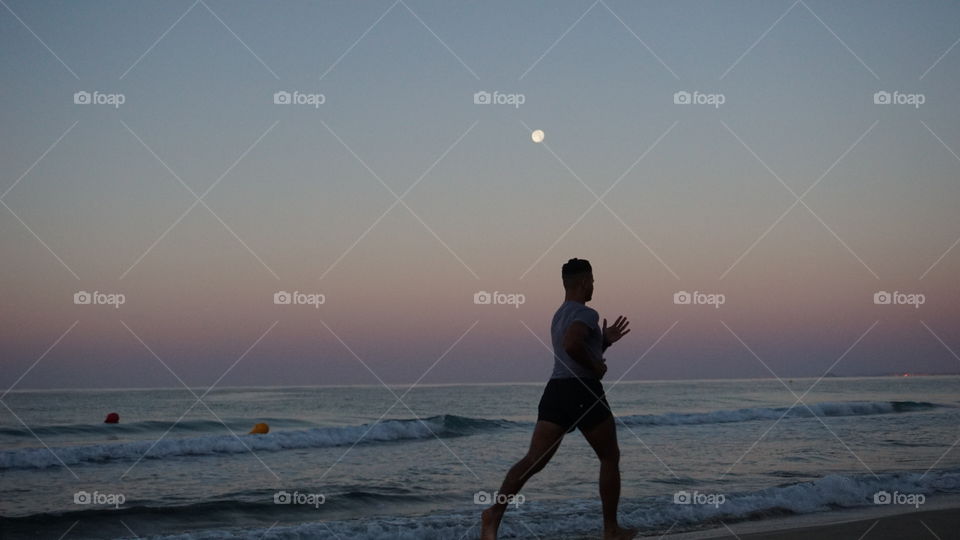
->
[[104, 412, 119, 424], [249, 422, 269, 434]]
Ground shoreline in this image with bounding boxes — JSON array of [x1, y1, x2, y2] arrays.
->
[[656, 495, 960, 540]]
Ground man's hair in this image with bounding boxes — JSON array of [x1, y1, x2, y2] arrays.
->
[[562, 258, 592, 289]]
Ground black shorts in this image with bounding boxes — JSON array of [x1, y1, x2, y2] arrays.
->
[[537, 377, 613, 434]]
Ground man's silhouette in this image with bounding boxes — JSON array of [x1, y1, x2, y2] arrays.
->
[[481, 258, 637, 540]]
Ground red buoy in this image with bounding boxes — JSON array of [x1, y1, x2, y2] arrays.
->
[[104, 412, 119, 424]]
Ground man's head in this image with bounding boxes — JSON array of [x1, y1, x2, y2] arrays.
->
[[562, 258, 594, 302]]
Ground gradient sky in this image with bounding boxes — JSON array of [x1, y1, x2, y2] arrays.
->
[[1, 0, 959, 389]]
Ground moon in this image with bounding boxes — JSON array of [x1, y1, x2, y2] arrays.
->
[[531, 129, 544, 143]]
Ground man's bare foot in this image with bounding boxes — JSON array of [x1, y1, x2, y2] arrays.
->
[[603, 525, 639, 540], [480, 507, 501, 540]]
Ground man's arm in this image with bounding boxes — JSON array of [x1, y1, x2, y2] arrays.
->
[[563, 321, 604, 377]]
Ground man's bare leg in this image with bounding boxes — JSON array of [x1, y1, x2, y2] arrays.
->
[[480, 420, 566, 540], [581, 416, 637, 540]]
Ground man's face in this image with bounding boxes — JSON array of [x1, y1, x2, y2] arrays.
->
[[583, 272, 594, 301]]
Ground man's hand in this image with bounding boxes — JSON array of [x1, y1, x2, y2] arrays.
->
[[602, 316, 631, 347]]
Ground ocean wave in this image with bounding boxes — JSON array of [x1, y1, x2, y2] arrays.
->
[[0, 418, 317, 438], [0, 401, 942, 470], [125, 468, 960, 539], [619, 400, 942, 427], [0, 415, 506, 470]]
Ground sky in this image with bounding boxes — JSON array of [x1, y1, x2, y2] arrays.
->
[[1, 0, 959, 389]]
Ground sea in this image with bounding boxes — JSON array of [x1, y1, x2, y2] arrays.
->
[[1, 376, 959, 539]]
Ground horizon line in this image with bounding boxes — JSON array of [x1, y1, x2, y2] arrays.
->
[[4, 372, 958, 393]]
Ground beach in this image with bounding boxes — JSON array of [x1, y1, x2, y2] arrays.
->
[[663, 501, 960, 540], [729, 508, 959, 539], [3, 0, 959, 537]]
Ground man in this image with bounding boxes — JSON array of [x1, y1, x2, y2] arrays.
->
[[481, 258, 637, 540]]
